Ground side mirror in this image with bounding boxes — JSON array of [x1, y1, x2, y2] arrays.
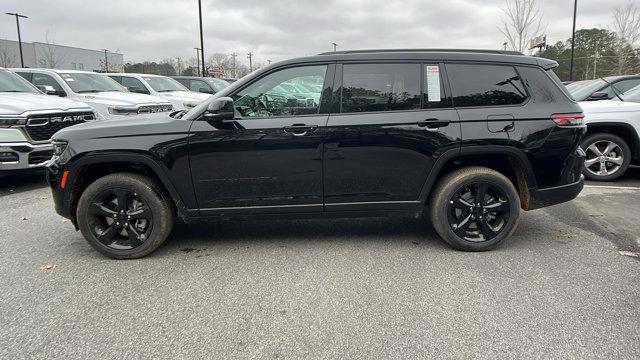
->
[[128, 86, 149, 94], [199, 87, 214, 94], [588, 92, 610, 101], [36, 85, 57, 95], [203, 97, 235, 122]]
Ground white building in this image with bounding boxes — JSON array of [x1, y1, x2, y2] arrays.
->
[[0, 39, 123, 71]]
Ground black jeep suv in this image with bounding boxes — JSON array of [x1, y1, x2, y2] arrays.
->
[[46, 49, 586, 259]]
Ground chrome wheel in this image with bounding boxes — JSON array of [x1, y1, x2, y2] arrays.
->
[[87, 188, 153, 250], [584, 140, 624, 177], [447, 182, 511, 242]]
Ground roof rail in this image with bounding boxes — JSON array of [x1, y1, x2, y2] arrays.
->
[[318, 48, 524, 56]]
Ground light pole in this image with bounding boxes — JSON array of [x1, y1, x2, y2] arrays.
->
[[194, 48, 201, 76], [569, 0, 578, 81], [247, 52, 253, 72], [101, 49, 109, 72], [5, 12, 28, 67], [503, 42, 507, 51], [197, 0, 206, 77], [332, 42, 337, 52], [230, 52, 237, 78]]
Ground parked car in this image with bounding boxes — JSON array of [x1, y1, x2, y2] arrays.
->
[[565, 75, 640, 101], [172, 76, 231, 95], [13, 69, 173, 120], [46, 49, 586, 259], [0, 68, 95, 175], [578, 87, 640, 181], [108, 73, 210, 110]]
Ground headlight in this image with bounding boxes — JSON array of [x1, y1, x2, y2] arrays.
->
[[0, 118, 27, 127], [0, 128, 28, 141], [52, 140, 68, 156], [107, 106, 138, 115], [183, 101, 199, 109]]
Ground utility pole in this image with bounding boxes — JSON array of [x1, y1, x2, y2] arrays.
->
[[503, 42, 507, 51], [197, 0, 206, 77], [593, 41, 599, 79], [5, 12, 28, 67], [230, 52, 237, 78], [569, 0, 578, 81], [194, 48, 201, 76], [267, 59, 271, 64], [332, 42, 337, 52], [102, 49, 109, 72], [247, 52, 253, 72], [176, 57, 182, 75]]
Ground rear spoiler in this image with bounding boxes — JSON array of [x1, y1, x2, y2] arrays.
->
[[537, 58, 559, 70]]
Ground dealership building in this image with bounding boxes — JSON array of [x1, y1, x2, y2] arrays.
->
[[0, 39, 123, 71]]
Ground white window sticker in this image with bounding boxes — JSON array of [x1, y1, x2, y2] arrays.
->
[[426, 65, 441, 102]]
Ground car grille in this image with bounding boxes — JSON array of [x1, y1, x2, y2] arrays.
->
[[25, 112, 95, 141], [138, 104, 172, 114]]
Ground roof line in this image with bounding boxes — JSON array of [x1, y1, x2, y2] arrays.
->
[[318, 48, 524, 56]]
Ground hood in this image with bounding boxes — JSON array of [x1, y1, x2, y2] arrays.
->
[[578, 100, 640, 114], [77, 91, 172, 107], [158, 91, 211, 103], [53, 112, 179, 141], [0, 92, 92, 116]]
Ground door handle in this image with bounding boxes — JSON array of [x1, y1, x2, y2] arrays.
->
[[417, 118, 450, 129], [283, 124, 318, 137]]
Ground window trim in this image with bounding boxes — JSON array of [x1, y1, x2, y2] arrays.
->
[[444, 61, 531, 110]]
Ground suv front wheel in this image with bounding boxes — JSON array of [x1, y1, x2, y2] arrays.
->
[[76, 173, 174, 259], [430, 166, 521, 251]]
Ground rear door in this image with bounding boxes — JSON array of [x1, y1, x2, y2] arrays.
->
[[323, 62, 461, 212]]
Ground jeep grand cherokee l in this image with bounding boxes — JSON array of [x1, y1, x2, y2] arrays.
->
[[46, 49, 586, 259]]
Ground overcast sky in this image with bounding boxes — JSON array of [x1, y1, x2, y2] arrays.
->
[[0, 0, 626, 65]]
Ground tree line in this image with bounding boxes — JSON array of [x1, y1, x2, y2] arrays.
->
[[124, 53, 266, 78]]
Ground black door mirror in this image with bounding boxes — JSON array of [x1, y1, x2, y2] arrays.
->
[[203, 97, 235, 122], [199, 87, 214, 94], [587, 92, 610, 101], [128, 86, 149, 94]]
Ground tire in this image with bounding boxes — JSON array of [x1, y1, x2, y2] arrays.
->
[[429, 166, 520, 251], [581, 133, 631, 182], [76, 173, 174, 259]]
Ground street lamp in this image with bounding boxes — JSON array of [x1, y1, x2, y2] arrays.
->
[[197, 0, 206, 77], [569, 0, 578, 81], [5, 12, 28, 67], [194, 47, 201, 76], [332, 42, 338, 52]]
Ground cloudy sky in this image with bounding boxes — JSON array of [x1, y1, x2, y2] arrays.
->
[[0, 0, 626, 65]]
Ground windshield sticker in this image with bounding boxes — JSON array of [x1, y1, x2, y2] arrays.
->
[[426, 65, 441, 102], [64, 78, 75, 81]]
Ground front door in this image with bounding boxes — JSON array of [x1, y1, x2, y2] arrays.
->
[[188, 64, 331, 215], [323, 62, 461, 211]]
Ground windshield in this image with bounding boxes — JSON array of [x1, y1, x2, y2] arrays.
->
[[620, 84, 640, 102], [0, 69, 39, 93], [205, 78, 230, 92], [143, 76, 187, 92], [59, 72, 125, 93], [566, 79, 606, 101]]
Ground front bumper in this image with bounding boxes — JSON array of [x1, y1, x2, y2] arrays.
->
[[0, 142, 53, 171]]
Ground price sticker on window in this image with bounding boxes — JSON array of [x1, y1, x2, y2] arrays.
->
[[426, 65, 441, 102]]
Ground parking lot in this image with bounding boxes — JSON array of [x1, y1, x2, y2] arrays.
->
[[0, 170, 639, 359]]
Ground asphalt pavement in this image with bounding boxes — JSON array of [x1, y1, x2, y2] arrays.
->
[[0, 172, 638, 359]]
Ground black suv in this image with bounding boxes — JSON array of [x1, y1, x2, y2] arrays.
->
[[46, 49, 586, 259]]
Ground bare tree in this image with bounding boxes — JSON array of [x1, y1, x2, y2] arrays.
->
[[612, 0, 640, 74], [499, 0, 545, 53], [207, 53, 232, 76], [38, 31, 65, 68]]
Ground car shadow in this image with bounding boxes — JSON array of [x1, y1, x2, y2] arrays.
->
[[0, 171, 48, 197]]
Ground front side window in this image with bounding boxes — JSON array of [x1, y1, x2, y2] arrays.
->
[[189, 79, 210, 92], [121, 76, 149, 93], [448, 64, 527, 107], [32, 73, 66, 94], [232, 65, 326, 118], [341, 63, 420, 113]]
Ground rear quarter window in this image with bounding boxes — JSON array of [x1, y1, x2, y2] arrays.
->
[[447, 63, 527, 107], [518, 66, 574, 104]]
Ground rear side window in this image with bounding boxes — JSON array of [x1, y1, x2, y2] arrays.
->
[[341, 63, 420, 113], [447, 64, 527, 107]]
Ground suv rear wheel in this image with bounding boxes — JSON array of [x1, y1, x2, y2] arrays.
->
[[76, 173, 174, 259], [581, 133, 631, 182], [430, 166, 521, 251]]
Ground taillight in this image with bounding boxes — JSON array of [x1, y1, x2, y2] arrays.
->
[[551, 113, 584, 126]]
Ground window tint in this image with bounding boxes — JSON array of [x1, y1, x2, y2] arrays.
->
[[232, 65, 326, 118], [341, 63, 420, 113], [32, 73, 65, 94], [121, 77, 149, 94], [448, 64, 527, 107], [189, 79, 210, 92]]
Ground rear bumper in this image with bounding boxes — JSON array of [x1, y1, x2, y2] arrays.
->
[[0, 142, 53, 171], [528, 175, 584, 210]]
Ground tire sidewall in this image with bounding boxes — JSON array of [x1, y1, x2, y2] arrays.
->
[[581, 133, 631, 182], [77, 174, 172, 259]]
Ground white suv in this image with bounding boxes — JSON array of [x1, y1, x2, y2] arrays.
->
[[12, 69, 173, 120], [0, 68, 95, 173], [106, 73, 210, 110]]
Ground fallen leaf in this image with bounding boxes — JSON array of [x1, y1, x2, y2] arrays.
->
[[41, 263, 57, 270], [619, 251, 639, 258]]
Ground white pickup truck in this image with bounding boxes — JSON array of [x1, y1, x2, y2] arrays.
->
[[106, 73, 210, 110], [0, 68, 95, 174], [579, 87, 640, 181], [12, 69, 173, 120]]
